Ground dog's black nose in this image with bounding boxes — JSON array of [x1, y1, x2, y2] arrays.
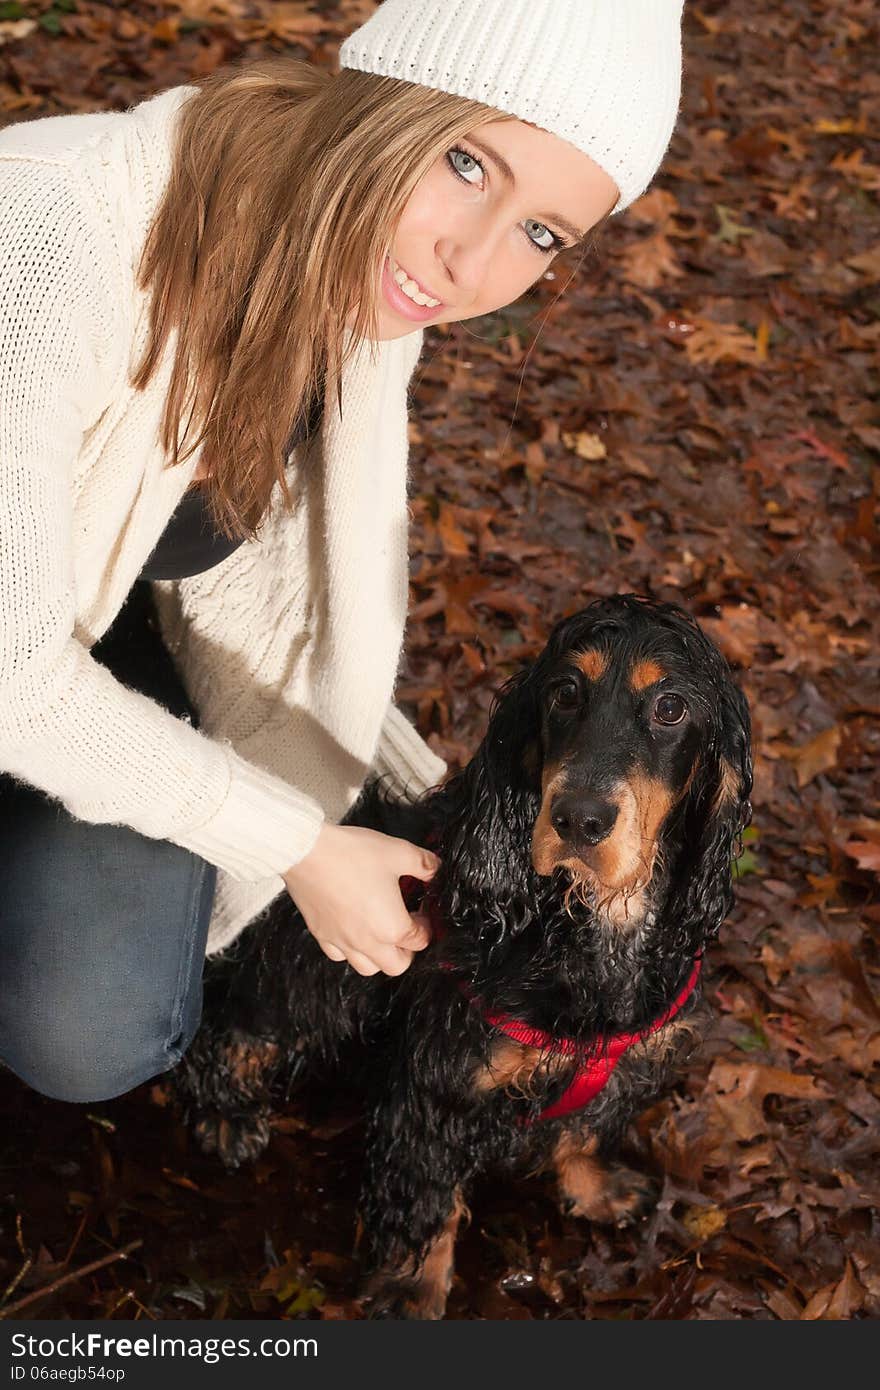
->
[[551, 794, 618, 848]]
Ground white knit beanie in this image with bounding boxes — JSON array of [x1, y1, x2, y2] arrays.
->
[[339, 0, 685, 213]]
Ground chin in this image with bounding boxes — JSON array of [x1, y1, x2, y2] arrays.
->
[[374, 316, 425, 342]]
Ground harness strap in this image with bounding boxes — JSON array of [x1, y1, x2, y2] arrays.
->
[[487, 955, 702, 1121]]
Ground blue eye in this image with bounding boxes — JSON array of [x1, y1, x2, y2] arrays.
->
[[448, 148, 482, 184], [523, 219, 557, 253]]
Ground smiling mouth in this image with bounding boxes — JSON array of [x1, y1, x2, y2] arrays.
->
[[388, 254, 443, 309]]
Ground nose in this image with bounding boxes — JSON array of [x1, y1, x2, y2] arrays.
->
[[438, 247, 489, 299], [437, 224, 500, 298], [551, 794, 618, 848]]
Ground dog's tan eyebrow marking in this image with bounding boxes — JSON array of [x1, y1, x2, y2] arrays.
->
[[629, 658, 666, 691], [573, 648, 608, 681]]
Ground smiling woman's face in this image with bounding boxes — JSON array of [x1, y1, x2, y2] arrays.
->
[[372, 117, 619, 341]]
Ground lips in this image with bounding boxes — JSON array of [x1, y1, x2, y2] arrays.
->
[[381, 256, 446, 323], [389, 254, 441, 305]]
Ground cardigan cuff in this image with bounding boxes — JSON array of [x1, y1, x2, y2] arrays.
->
[[171, 747, 325, 881], [374, 702, 448, 798]]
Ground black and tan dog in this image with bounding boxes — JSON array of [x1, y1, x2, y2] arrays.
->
[[179, 593, 752, 1318]]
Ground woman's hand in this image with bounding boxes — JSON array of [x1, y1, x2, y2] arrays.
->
[[281, 823, 440, 977]]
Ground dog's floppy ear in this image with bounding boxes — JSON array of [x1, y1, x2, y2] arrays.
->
[[671, 670, 753, 950], [440, 666, 542, 941], [708, 678, 753, 842]]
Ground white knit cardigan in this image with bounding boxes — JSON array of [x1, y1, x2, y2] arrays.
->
[[0, 85, 447, 955]]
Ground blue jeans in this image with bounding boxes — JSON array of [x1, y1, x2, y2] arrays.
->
[[0, 582, 216, 1103]]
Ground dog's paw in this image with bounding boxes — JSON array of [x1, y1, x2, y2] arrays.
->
[[361, 1273, 448, 1321], [559, 1163, 659, 1228], [193, 1109, 271, 1171]]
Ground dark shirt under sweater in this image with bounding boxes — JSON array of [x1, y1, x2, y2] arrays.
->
[[140, 391, 324, 582]]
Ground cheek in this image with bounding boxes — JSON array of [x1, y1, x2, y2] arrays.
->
[[483, 252, 546, 312], [395, 164, 452, 244], [475, 227, 555, 314]]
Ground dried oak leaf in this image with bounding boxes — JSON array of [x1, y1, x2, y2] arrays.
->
[[619, 233, 684, 290], [706, 1061, 828, 1142], [774, 724, 842, 787]]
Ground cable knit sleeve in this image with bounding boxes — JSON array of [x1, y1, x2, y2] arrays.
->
[[371, 700, 448, 798], [0, 156, 325, 881]]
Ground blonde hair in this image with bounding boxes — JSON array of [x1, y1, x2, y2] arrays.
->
[[132, 58, 514, 539]]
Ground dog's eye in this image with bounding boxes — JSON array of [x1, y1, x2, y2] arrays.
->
[[550, 679, 580, 712], [654, 693, 687, 725]]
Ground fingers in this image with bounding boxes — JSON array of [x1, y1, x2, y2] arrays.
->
[[345, 951, 381, 977], [345, 947, 413, 978], [322, 937, 421, 978], [315, 904, 428, 974], [319, 941, 379, 974], [397, 910, 432, 950]]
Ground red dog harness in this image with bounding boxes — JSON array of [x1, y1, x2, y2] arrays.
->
[[481, 956, 702, 1121], [402, 875, 702, 1123]]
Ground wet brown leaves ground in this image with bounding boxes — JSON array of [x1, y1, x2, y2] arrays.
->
[[0, 0, 877, 1320]]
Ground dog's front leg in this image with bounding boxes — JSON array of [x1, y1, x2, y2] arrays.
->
[[553, 1127, 658, 1227], [357, 1067, 479, 1320], [361, 1186, 470, 1320]]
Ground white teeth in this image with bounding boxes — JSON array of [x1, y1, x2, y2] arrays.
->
[[390, 257, 440, 309]]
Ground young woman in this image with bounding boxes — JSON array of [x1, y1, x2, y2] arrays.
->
[[0, 0, 684, 1103]]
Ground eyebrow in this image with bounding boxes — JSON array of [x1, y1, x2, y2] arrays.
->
[[465, 135, 588, 244]]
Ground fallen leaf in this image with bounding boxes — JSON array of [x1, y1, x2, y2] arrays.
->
[[846, 244, 880, 280], [684, 318, 760, 366], [562, 430, 607, 461], [843, 840, 880, 875], [708, 1062, 828, 1141], [619, 232, 684, 288], [801, 1262, 865, 1319], [776, 725, 841, 787]]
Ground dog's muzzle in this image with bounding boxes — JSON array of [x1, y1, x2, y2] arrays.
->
[[550, 792, 618, 854]]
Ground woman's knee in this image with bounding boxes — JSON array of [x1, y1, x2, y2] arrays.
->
[[0, 799, 216, 1102], [0, 973, 202, 1103]]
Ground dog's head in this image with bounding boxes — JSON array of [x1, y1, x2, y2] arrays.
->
[[443, 593, 752, 948]]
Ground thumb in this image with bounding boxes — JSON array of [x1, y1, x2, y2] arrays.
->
[[401, 840, 441, 881]]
